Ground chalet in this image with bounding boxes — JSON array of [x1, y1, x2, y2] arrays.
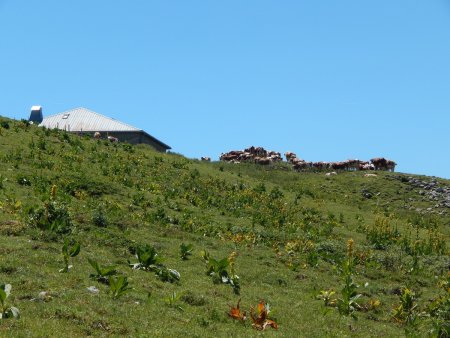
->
[[29, 106, 171, 152]]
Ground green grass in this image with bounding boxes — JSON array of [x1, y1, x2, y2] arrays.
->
[[0, 117, 449, 337]]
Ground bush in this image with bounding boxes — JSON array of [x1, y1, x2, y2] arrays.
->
[[1, 121, 10, 129], [27, 201, 73, 234], [92, 209, 108, 227], [16, 175, 31, 186]]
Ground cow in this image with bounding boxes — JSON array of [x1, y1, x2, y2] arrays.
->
[[254, 157, 271, 165], [201, 157, 211, 162], [107, 136, 119, 143], [370, 158, 388, 171], [312, 162, 329, 171], [254, 147, 267, 157], [386, 160, 396, 172], [94, 132, 101, 139], [285, 152, 297, 163], [291, 157, 303, 165], [244, 146, 267, 157], [293, 160, 309, 171], [331, 162, 343, 170], [346, 159, 362, 171], [360, 163, 375, 171], [268, 151, 282, 162]]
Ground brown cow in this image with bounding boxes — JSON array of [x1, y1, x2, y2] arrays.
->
[[370, 158, 388, 171], [254, 157, 271, 165], [386, 160, 396, 172], [285, 152, 297, 162], [293, 160, 309, 171], [331, 161, 347, 170]]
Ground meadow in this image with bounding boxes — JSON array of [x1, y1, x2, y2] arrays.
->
[[0, 117, 448, 337]]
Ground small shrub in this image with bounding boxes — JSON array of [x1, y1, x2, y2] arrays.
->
[[164, 292, 183, 311], [317, 290, 337, 307], [88, 258, 117, 284], [37, 137, 47, 150], [148, 207, 168, 224], [28, 201, 73, 234], [204, 251, 240, 295], [0, 174, 7, 189], [16, 175, 31, 186], [109, 276, 131, 299], [306, 249, 319, 267], [156, 266, 180, 283], [180, 243, 193, 260], [392, 288, 418, 326], [129, 244, 180, 283], [129, 244, 162, 271], [92, 209, 108, 227], [0, 284, 19, 319], [366, 216, 400, 250], [337, 239, 361, 318], [59, 239, 81, 273]]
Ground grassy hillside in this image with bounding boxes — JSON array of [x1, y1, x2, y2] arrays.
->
[[0, 117, 448, 337]]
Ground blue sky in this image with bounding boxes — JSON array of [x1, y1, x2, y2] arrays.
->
[[1, 1, 449, 178]]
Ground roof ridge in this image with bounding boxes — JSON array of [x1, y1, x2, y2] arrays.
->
[[43, 107, 142, 131]]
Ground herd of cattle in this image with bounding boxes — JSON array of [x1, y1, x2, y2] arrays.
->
[[218, 146, 283, 165], [214, 146, 396, 172]]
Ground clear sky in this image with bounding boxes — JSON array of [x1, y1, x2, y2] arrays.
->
[[1, 1, 449, 178]]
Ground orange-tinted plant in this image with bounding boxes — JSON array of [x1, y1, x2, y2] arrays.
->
[[250, 300, 278, 330], [228, 298, 246, 321]]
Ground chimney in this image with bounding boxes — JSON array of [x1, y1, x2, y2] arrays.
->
[[29, 106, 43, 124]]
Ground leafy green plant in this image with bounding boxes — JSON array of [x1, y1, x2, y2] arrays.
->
[[306, 249, 319, 267], [429, 319, 450, 338], [366, 216, 400, 250], [0, 284, 20, 319], [392, 288, 418, 325], [317, 290, 336, 307], [337, 239, 361, 318], [0, 174, 7, 189], [204, 251, 240, 295], [427, 297, 450, 338], [28, 200, 73, 234], [0, 121, 10, 129], [156, 266, 180, 283], [129, 244, 180, 283], [164, 292, 183, 311], [401, 228, 447, 257], [59, 239, 81, 273], [88, 258, 117, 284], [129, 244, 162, 271], [16, 175, 31, 186], [180, 243, 193, 260], [109, 276, 132, 299]]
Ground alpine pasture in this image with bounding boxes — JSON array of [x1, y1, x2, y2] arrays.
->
[[0, 117, 448, 337]]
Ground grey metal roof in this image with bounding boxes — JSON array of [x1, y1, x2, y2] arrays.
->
[[39, 107, 141, 132]]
